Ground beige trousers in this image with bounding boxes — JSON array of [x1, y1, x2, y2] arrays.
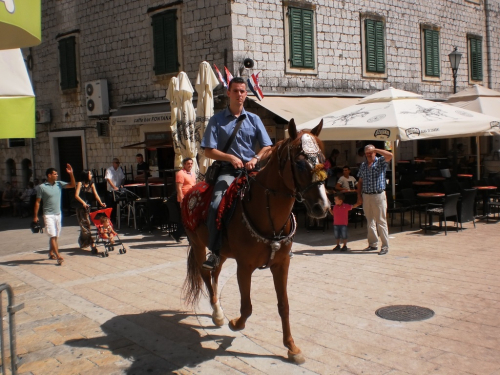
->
[[362, 192, 389, 248]]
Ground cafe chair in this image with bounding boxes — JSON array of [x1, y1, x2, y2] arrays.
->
[[386, 192, 414, 231], [486, 201, 500, 222], [424, 193, 460, 235], [458, 189, 477, 229]]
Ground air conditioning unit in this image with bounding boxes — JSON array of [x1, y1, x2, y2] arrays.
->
[[85, 79, 109, 117], [35, 109, 51, 124]]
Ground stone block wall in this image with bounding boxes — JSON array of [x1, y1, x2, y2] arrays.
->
[[232, 0, 500, 98]]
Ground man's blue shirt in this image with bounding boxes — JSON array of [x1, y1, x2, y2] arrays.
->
[[358, 156, 388, 193], [201, 107, 272, 163]]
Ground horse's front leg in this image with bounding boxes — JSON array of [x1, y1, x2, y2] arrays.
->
[[229, 265, 254, 331], [270, 256, 305, 365], [210, 257, 226, 326]]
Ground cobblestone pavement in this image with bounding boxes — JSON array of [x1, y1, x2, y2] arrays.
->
[[0, 214, 499, 374]]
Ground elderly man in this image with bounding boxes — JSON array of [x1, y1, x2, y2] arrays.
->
[[356, 145, 393, 255], [200, 76, 272, 269], [105, 158, 125, 223]]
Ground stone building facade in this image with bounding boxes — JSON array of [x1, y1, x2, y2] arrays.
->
[[1, 0, 499, 188]]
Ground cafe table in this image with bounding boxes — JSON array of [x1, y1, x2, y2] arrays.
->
[[473, 186, 498, 217], [457, 174, 473, 179], [425, 177, 445, 182]]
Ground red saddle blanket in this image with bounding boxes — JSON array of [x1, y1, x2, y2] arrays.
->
[[181, 175, 252, 232]]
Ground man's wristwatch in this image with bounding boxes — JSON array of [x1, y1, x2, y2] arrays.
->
[[253, 155, 261, 161]]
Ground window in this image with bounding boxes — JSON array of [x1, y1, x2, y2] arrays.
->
[[8, 139, 25, 148], [469, 37, 483, 81], [423, 29, 440, 77], [152, 10, 179, 75], [58, 36, 78, 90], [364, 19, 385, 73], [288, 7, 315, 69]]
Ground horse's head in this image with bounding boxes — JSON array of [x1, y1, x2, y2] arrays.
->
[[277, 119, 330, 219]]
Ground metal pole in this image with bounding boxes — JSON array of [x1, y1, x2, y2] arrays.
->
[[0, 284, 24, 375], [476, 136, 481, 179], [392, 141, 396, 201]]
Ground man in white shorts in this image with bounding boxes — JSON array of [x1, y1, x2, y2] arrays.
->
[[33, 165, 75, 264]]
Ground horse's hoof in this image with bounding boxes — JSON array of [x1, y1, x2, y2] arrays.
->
[[228, 319, 244, 331], [212, 316, 224, 327], [287, 350, 305, 365]]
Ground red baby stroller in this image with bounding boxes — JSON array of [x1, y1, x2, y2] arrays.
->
[[89, 208, 127, 257]]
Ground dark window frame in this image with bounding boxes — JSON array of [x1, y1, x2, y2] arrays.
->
[[469, 37, 483, 81], [423, 29, 440, 77], [58, 36, 78, 90], [152, 10, 179, 76], [365, 19, 385, 74], [288, 7, 315, 69]]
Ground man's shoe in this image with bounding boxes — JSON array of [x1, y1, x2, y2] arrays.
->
[[332, 244, 341, 251], [202, 253, 220, 270], [363, 245, 378, 251], [341, 245, 350, 252], [379, 246, 389, 255]]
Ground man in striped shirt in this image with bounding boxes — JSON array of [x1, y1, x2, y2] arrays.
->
[[356, 145, 393, 255]]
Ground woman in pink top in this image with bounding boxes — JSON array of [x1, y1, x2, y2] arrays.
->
[[329, 192, 360, 251]]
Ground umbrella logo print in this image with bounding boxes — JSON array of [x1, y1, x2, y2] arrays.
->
[[491, 121, 500, 129], [374, 129, 391, 140], [400, 105, 455, 121], [405, 128, 421, 138], [455, 110, 473, 118], [327, 108, 370, 126], [1, 0, 15, 13]]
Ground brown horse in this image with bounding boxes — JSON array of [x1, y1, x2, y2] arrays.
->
[[183, 119, 329, 364]]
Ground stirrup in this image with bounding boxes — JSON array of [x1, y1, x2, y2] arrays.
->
[[202, 253, 220, 270]]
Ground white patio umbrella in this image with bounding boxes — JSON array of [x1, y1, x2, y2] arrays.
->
[[166, 76, 182, 167], [195, 61, 219, 181], [173, 71, 198, 174], [0, 48, 35, 138], [446, 85, 500, 177], [297, 87, 500, 195]]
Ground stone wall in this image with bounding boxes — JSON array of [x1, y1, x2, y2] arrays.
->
[[232, 0, 500, 97], [0, 0, 232, 185]]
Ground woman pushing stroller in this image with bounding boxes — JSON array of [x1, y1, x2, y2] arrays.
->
[[74, 170, 105, 250]]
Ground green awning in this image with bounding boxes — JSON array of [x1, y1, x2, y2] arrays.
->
[[0, 0, 41, 49]]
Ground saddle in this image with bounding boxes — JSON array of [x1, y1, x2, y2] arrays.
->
[[181, 174, 253, 231]]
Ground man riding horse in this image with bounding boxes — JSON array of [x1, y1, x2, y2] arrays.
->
[[200, 76, 272, 270]]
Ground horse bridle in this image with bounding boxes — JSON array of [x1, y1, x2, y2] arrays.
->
[[278, 133, 327, 202], [240, 133, 327, 269]]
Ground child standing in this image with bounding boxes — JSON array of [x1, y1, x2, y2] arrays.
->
[[99, 216, 118, 244], [329, 192, 359, 251]]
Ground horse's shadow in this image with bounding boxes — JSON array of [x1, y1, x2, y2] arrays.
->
[[65, 309, 285, 373]]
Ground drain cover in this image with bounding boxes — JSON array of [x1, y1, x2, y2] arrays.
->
[[375, 305, 434, 322]]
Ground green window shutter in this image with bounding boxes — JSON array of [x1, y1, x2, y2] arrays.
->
[[152, 10, 178, 75], [289, 7, 315, 69], [424, 29, 440, 77], [59, 37, 78, 90], [365, 19, 385, 73], [470, 38, 483, 81]]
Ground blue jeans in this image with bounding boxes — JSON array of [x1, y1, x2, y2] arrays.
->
[[333, 225, 348, 240], [207, 165, 239, 253]]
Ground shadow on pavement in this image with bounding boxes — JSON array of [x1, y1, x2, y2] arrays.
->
[[65, 310, 286, 374], [293, 249, 379, 256]]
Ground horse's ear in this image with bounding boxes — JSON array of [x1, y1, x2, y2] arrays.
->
[[310, 119, 323, 137], [288, 119, 298, 140], [282, 159, 295, 192]]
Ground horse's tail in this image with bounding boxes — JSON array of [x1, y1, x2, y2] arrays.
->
[[182, 245, 204, 306]]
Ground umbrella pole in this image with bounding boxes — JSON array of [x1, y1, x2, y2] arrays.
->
[[476, 136, 480, 179], [392, 141, 396, 202]]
